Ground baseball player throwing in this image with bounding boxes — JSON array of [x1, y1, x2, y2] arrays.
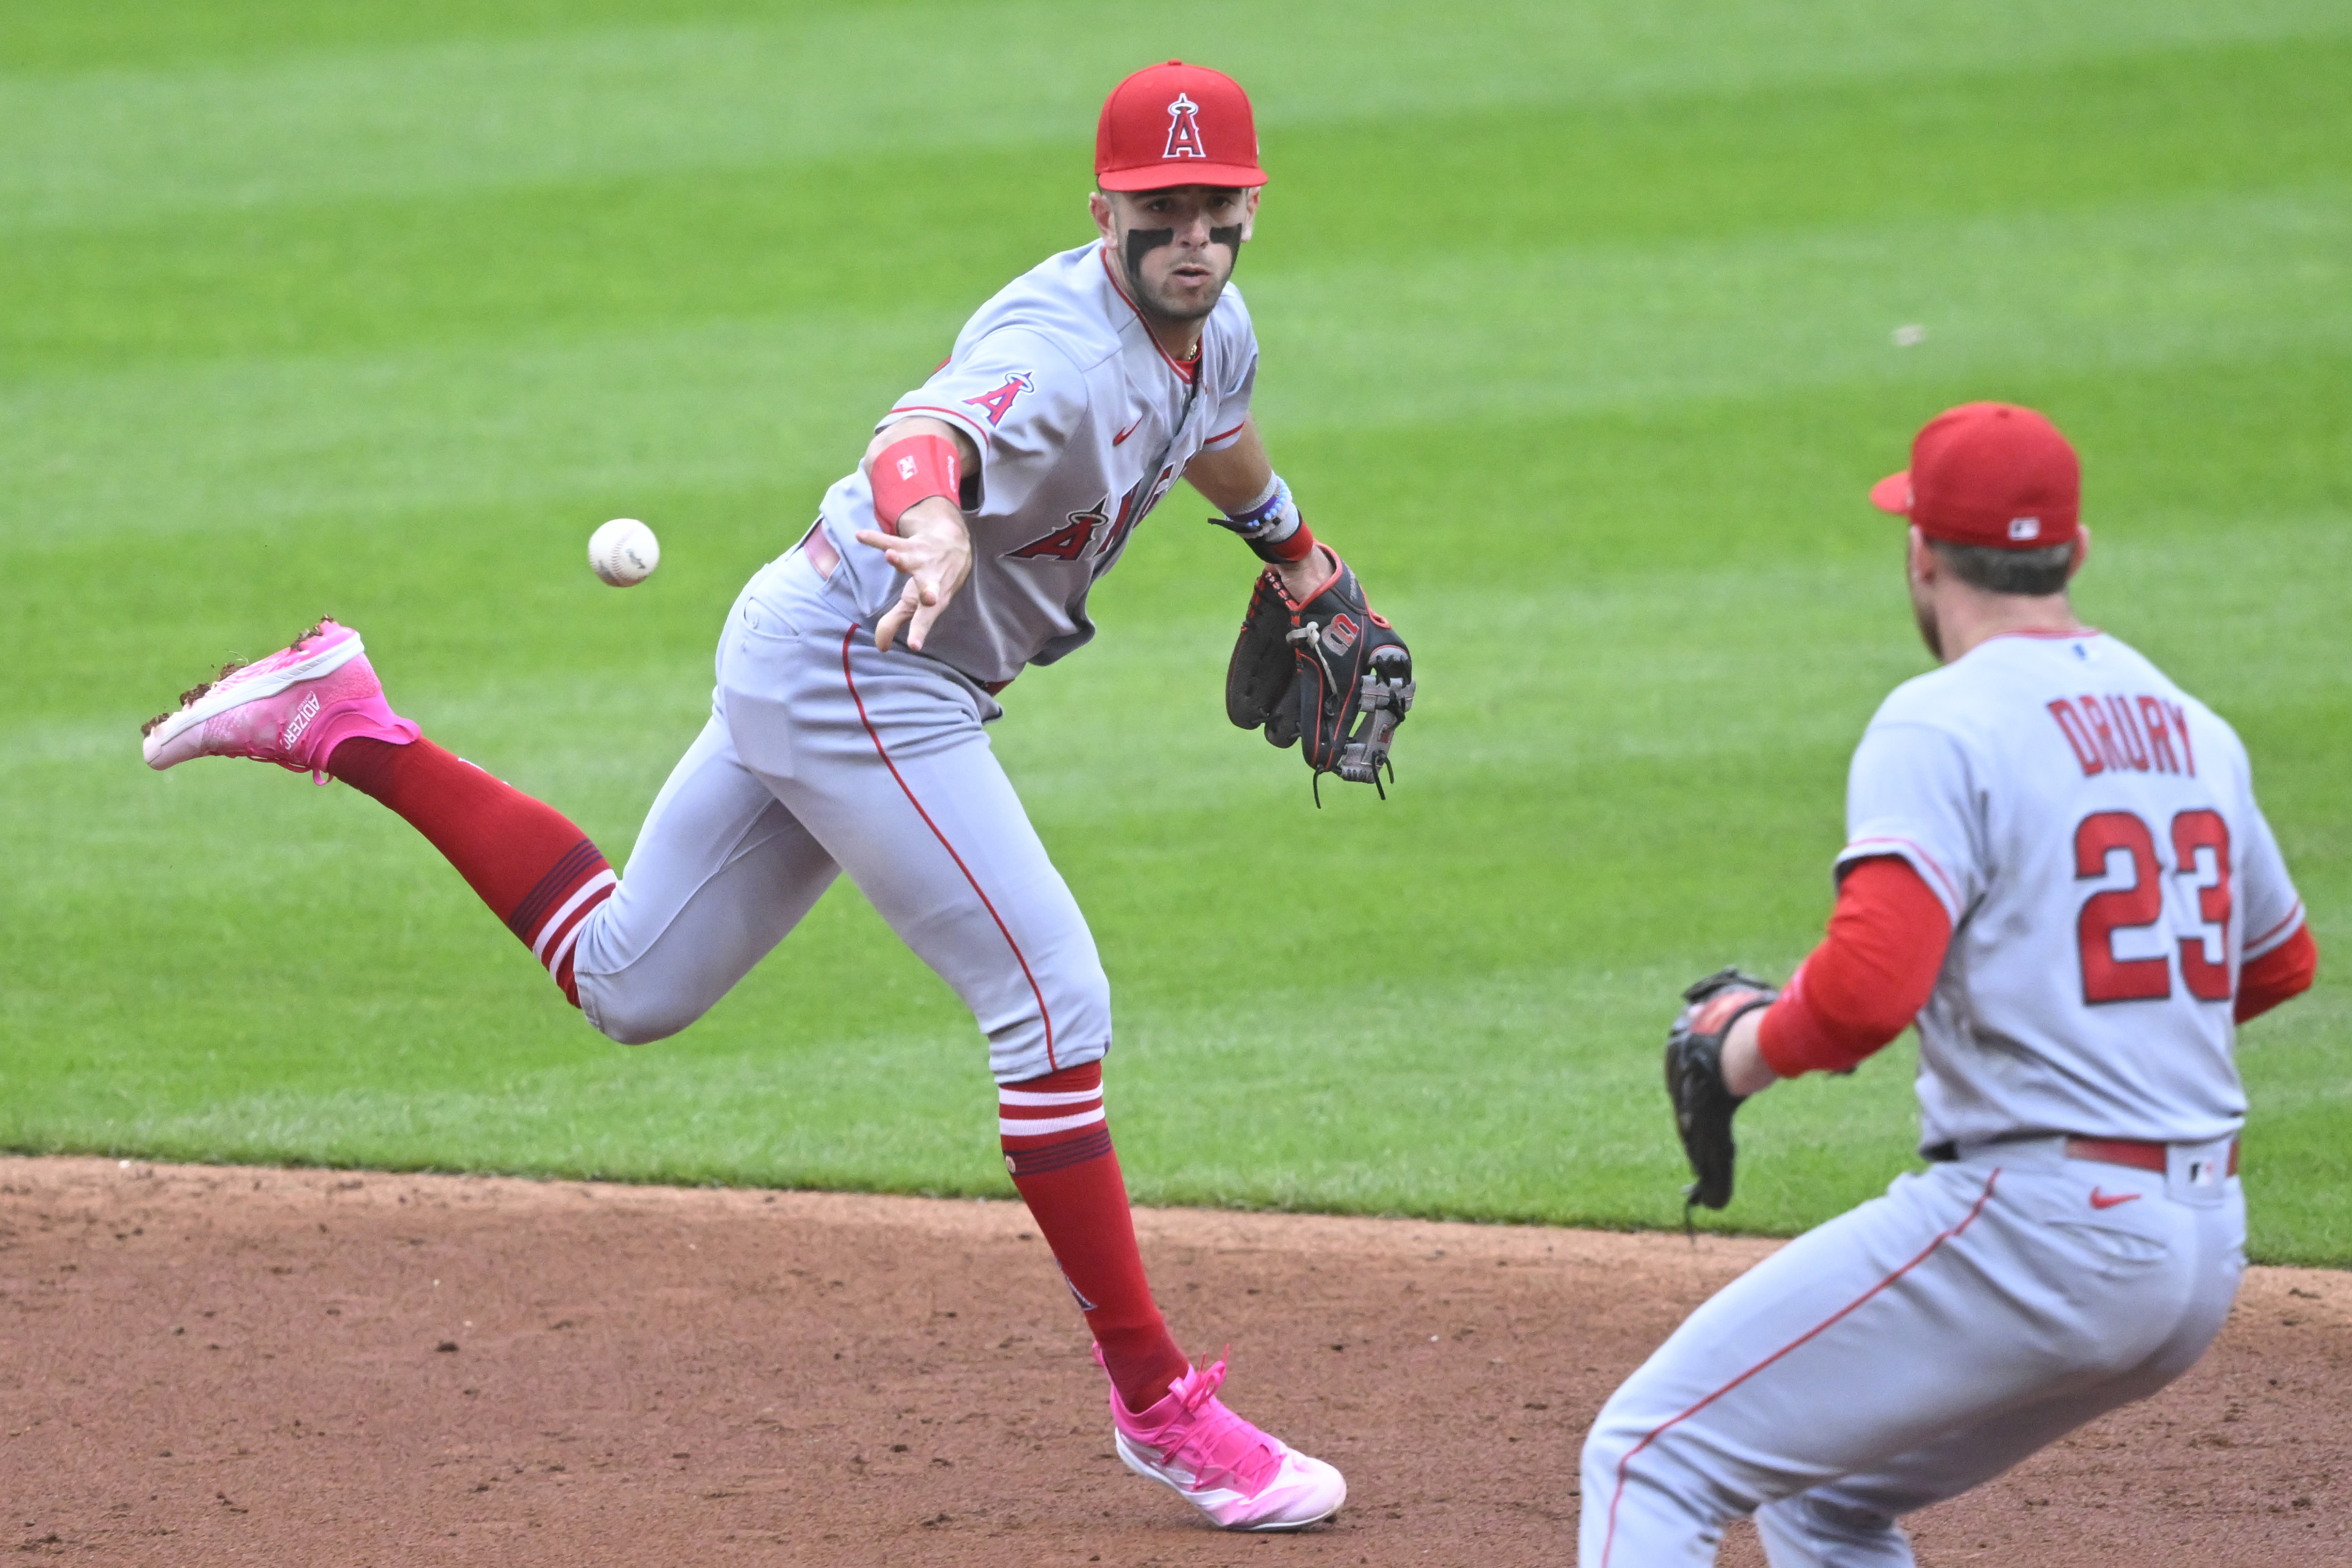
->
[[1587, 402, 2317, 1564], [139, 61, 1407, 1532]]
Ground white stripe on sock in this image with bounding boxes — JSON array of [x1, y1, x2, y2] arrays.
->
[[998, 1108, 1107, 1138], [543, 919, 587, 980], [998, 1086, 1104, 1107], [531, 869, 617, 962]]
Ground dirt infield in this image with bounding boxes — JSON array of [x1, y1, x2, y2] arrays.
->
[[2, 1158, 2344, 1565]]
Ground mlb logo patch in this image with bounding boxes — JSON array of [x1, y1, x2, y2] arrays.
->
[[1323, 613, 1360, 656], [2008, 517, 2042, 540]]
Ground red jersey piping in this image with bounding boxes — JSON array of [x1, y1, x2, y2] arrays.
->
[[884, 404, 993, 450], [1840, 835, 1960, 914], [2246, 900, 2306, 957]]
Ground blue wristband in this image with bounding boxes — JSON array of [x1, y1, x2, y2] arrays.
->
[[1210, 475, 1304, 562]]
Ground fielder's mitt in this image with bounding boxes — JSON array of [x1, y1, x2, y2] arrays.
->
[[1226, 555, 1414, 800], [1664, 968, 1779, 1216]]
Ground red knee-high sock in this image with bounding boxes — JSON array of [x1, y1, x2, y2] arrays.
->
[[328, 737, 614, 1005], [1000, 1062, 1189, 1414]]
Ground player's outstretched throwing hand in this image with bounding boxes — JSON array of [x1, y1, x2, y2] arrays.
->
[[858, 496, 973, 655]]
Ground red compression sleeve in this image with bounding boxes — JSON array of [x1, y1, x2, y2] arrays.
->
[[328, 737, 614, 1007], [1757, 857, 1952, 1078], [868, 431, 961, 534], [2237, 925, 2317, 1022]]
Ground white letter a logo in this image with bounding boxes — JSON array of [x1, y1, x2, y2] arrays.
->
[[1164, 92, 1205, 160]]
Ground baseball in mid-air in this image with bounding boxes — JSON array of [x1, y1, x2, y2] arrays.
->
[[588, 518, 660, 587]]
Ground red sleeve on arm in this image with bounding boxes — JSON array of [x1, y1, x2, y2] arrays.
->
[[2237, 924, 2317, 1023], [1757, 857, 1953, 1078]]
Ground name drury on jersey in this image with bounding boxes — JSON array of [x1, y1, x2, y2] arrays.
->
[[2047, 691, 2197, 778]]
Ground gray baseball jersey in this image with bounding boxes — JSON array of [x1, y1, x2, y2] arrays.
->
[[812, 241, 1260, 689], [1580, 625, 2293, 1566], [569, 240, 1267, 1081], [1837, 629, 2303, 1153]]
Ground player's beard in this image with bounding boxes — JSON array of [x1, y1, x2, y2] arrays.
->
[[1909, 574, 1945, 662], [1120, 231, 1235, 325]]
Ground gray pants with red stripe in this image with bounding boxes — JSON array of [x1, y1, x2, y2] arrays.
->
[[570, 547, 1109, 1081], [1579, 1139, 2245, 1566]]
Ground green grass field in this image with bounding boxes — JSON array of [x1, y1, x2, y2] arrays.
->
[[4, 1, 2346, 1263]]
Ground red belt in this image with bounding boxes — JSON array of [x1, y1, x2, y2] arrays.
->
[[2063, 1136, 2239, 1176], [799, 524, 842, 580]]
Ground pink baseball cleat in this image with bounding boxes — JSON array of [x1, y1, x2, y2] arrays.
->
[[1107, 1352, 1346, 1532], [141, 619, 419, 783]]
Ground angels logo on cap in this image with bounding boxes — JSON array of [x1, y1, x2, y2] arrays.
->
[[1163, 92, 1206, 160], [1096, 62, 1267, 191]]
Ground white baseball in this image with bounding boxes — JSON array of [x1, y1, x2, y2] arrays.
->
[[588, 518, 660, 587]]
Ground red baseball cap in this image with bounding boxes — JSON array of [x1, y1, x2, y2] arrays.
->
[[1095, 61, 1266, 192], [1870, 402, 2080, 549]]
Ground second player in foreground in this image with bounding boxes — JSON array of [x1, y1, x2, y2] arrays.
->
[[139, 62, 1415, 1532], [1593, 402, 2317, 1565]]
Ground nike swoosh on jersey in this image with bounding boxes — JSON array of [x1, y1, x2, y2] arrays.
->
[[2088, 1188, 2143, 1210], [1112, 412, 1147, 446]]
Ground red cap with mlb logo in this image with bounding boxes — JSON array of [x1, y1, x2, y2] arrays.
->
[[1870, 402, 2081, 549], [1095, 61, 1267, 191]]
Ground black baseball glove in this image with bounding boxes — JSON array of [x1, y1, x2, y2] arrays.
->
[[1664, 968, 1779, 1215], [1225, 555, 1414, 801]]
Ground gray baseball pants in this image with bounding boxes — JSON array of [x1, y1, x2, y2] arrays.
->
[[571, 546, 1111, 1083], [1580, 1137, 2246, 1566]]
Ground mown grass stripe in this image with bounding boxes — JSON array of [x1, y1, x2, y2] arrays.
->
[[6, 0, 2346, 230], [8, 185, 2348, 545]]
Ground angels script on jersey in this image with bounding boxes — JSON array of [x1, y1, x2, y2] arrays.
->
[[2046, 693, 2197, 778], [1005, 466, 1174, 565]]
